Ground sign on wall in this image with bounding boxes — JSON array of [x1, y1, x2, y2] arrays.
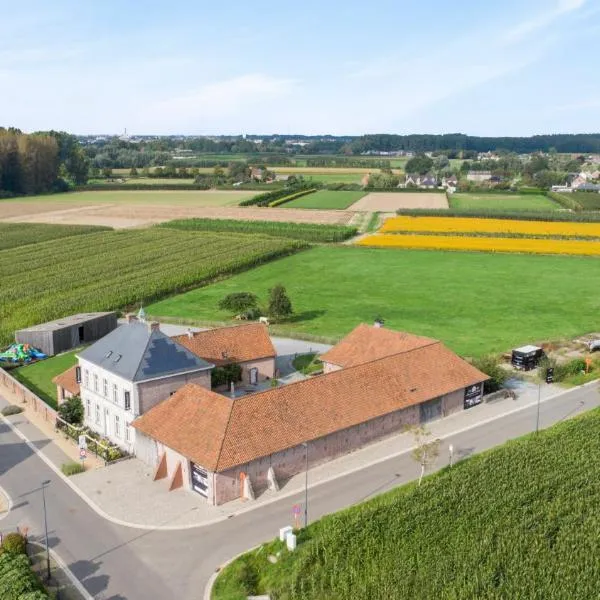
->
[[464, 383, 483, 409]]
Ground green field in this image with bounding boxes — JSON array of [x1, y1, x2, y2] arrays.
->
[[450, 193, 560, 212], [5, 190, 254, 207], [214, 407, 600, 600], [291, 173, 363, 184], [0, 223, 109, 251], [12, 350, 79, 409], [90, 177, 199, 185], [158, 218, 357, 243], [148, 245, 600, 356], [573, 191, 600, 210], [0, 230, 305, 345], [284, 190, 366, 209]]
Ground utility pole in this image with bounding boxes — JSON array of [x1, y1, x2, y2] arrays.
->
[[41, 480, 51, 581], [302, 442, 308, 527]]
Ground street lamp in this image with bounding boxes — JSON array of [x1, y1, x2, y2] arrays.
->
[[41, 480, 51, 581], [301, 442, 308, 528]]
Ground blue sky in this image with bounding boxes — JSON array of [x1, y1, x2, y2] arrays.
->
[[1, 0, 599, 136]]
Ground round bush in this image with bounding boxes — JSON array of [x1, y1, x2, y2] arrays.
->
[[1, 405, 23, 416], [1, 533, 27, 555]]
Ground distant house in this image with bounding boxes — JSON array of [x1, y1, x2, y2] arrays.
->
[[52, 366, 80, 406], [402, 173, 437, 188], [466, 171, 492, 182], [576, 183, 600, 192], [250, 168, 264, 181], [172, 323, 276, 386]]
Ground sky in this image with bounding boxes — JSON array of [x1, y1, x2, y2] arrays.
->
[[1, 0, 599, 136]]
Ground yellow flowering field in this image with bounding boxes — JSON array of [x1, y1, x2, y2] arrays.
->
[[358, 234, 600, 256], [380, 216, 600, 238]]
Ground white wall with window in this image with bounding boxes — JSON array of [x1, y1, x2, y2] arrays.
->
[[78, 357, 137, 452]]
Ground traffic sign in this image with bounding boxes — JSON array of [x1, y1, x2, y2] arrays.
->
[[78, 435, 87, 450], [292, 504, 301, 516], [545, 367, 554, 384], [79, 448, 87, 460]]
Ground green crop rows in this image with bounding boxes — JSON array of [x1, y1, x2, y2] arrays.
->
[[0, 222, 110, 251], [0, 229, 305, 345], [214, 407, 600, 600], [158, 218, 357, 243]]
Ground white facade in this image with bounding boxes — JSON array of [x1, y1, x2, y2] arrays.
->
[[78, 356, 137, 453]]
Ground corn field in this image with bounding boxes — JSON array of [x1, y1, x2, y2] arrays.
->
[[0, 222, 109, 251], [0, 229, 305, 345], [215, 408, 600, 600]]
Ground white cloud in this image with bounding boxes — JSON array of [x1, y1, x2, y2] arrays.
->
[[504, 0, 586, 41], [148, 74, 297, 120]]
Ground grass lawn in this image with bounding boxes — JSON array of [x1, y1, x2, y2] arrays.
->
[[148, 245, 600, 357], [12, 190, 254, 207], [213, 408, 600, 600], [284, 190, 366, 209], [450, 193, 560, 212], [12, 350, 79, 408]]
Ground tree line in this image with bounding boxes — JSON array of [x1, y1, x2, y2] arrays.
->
[[0, 128, 89, 196]]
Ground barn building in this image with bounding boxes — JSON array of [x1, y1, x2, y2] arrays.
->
[[132, 324, 488, 505], [15, 312, 117, 356]]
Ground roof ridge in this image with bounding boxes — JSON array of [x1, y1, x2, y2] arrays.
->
[[215, 395, 236, 472]]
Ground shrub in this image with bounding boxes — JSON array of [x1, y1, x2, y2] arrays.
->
[[212, 364, 242, 388], [1, 405, 23, 416], [61, 461, 85, 476], [218, 292, 258, 314], [58, 395, 84, 425], [268, 284, 293, 321], [0, 552, 49, 599], [470, 355, 508, 393], [1, 533, 27, 555]]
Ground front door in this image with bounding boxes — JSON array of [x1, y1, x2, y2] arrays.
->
[[191, 463, 209, 497], [249, 368, 258, 385]]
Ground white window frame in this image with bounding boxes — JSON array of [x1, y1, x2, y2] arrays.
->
[[103, 378, 108, 398], [93, 374, 99, 393], [95, 403, 100, 425], [124, 390, 131, 411], [86, 398, 91, 418], [125, 426, 131, 442], [114, 415, 120, 438], [84, 370, 89, 389], [112, 384, 118, 404]]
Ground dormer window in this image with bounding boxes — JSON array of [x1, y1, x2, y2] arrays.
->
[[105, 351, 113, 359], [114, 354, 122, 363]]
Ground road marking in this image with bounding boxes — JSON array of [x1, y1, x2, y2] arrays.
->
[[0, 484, 13, 521], [1, 380, 597, 532]]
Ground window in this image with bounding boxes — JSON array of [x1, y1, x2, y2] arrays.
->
[[84, 370, 89, 389], [93, 374, 99, 393], [103, 379, 108, 398], [124, 391, 131, 411], [86, 398, 91, 418], [112, 384, 118, 404], [114, 415, 120, 438], [125, 426, 131, 442], [75, 366, 81, 384], [95, 404, 100, 425]]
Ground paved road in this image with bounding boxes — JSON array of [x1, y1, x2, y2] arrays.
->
[[1, 383, 597, 599]]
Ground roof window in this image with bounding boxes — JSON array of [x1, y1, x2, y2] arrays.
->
[[113, 354, 122, 363]]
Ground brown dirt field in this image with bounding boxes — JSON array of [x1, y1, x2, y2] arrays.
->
[[1, 203, 357, 228], [348, 192, 449, 211]]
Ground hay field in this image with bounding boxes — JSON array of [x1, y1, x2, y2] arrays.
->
[[349, 192, 449, 211]]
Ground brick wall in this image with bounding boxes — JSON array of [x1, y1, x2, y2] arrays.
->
[[240, 357, 276, 383], [214, 402, 422, 505], [137, 369, 211, 415], [0, 369, 58, 423]]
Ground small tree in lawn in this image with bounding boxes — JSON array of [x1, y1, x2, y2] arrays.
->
[[58, 395, 84, 425], [410, 425, 441, 486], [218, 292, 258, 315], [268, 284, 293, 321]]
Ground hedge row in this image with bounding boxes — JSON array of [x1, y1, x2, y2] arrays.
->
[[240, 184, 317, 207], [268, 188, 317, 207], [395, 208, 600, 222], [158, 218, 358, 243], [546, 191, 583, 211]]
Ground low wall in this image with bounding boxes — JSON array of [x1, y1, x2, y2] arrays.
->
[[0, 368, 58, 424]]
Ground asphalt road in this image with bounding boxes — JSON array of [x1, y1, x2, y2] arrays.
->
[[0, 383, 597, 599]]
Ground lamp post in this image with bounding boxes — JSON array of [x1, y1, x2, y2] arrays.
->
[[41, 480, 51, 581], [301, 442, 308, 528]]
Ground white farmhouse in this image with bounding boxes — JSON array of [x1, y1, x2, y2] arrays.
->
[[76, 317, 213, 453]]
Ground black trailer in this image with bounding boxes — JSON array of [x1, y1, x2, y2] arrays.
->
[[511, 345, 544, 371]]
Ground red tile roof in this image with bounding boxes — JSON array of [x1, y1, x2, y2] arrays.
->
[[172, 323, 276, 366], [133, 340, 487, 472], [321, 323, 435, 368], [52, 366, 80, 396]]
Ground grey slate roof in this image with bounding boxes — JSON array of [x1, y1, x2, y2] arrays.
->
[[78, 321, 213, 382]]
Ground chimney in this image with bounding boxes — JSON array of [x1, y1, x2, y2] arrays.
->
[[125, 313, 137, 324], [187, 328, 194, 339], [148, 321, 160, 332]]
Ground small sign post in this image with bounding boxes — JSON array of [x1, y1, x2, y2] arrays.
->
[[80, 448, 87, 466], [292, 504, 301, 529], [545, 368, 554, 384], [78, 435, 87, 450]]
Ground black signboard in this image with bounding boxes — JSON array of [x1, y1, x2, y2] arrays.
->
[[545, 368, 554, 384], [464, 383, 483, 409]]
